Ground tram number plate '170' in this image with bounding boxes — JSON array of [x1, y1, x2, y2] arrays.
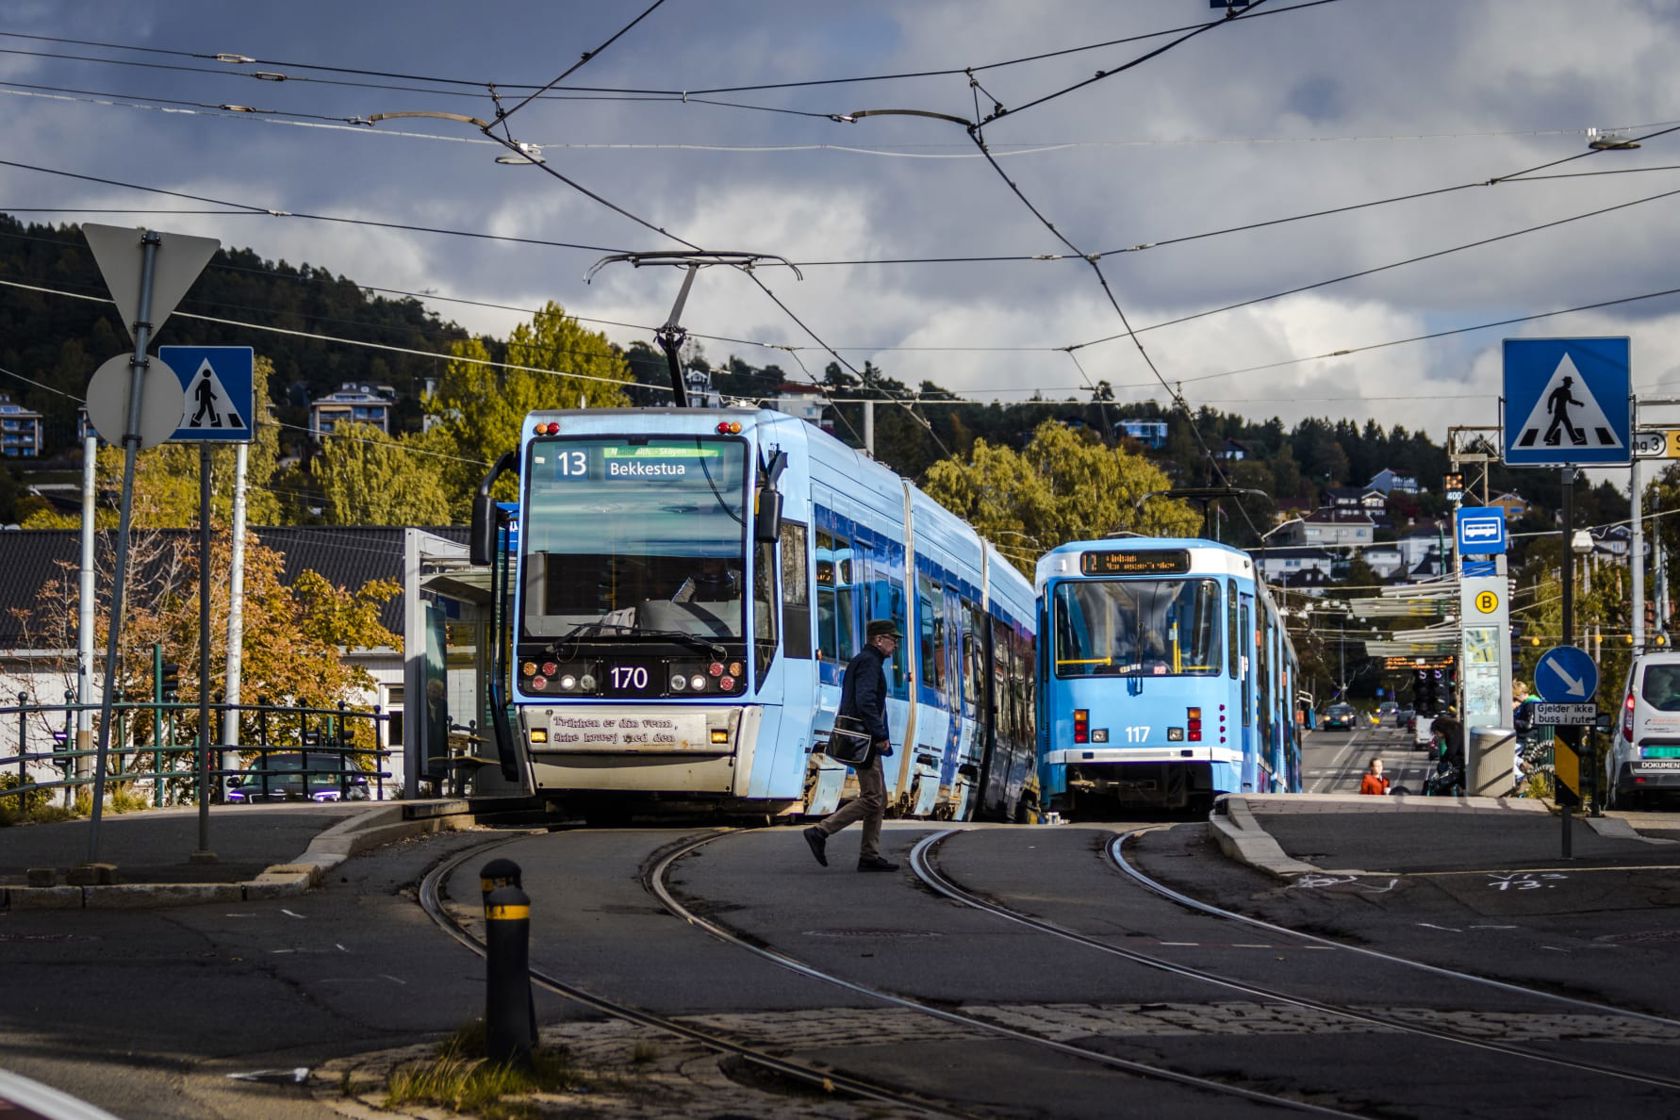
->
[[605, 662, 658, 696]]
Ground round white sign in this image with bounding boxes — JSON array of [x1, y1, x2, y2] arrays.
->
[[84, 353, 188, 449]]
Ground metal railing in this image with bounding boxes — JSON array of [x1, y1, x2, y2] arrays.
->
[[0, 695, 391, 813]]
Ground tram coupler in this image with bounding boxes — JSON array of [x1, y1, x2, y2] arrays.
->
[[483, 881, 535, 1068]]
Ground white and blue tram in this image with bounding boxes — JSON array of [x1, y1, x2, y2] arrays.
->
[[472, 407, 1039, 822], [1035, 538, 1301, 815]]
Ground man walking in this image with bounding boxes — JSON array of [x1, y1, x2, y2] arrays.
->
[[804, 619, 901, 872]]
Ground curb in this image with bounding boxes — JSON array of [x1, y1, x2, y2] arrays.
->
[[0, 800, 473, 911], [1207, 796, 1326, 879]]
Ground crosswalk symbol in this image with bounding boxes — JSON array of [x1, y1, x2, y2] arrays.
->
[[181, 359, 247, 431], [1510, 353, 1622, 451]]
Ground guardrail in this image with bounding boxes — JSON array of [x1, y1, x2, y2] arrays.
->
[[0, 697, 391, 813]]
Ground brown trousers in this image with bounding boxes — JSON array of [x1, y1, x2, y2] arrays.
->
[[815, 751, 886, 860]]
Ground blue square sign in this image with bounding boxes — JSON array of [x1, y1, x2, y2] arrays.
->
[[159, 346, 254, 443], [1455, 507, 1507, 555], [1502, 337, 1630, 466]]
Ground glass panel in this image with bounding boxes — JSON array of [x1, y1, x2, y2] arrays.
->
[[780, 521, 811, 660], [520, 437, 747, 650], [1641, 664, 1680, 712], [1054, 579, 1223, 677], [754, 538, 777, 680]]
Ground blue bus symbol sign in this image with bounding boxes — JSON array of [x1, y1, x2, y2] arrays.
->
[[1455, 508, 1507, 555]]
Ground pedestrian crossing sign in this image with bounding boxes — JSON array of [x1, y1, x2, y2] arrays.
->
[[159, 346, 254, 443], [1502, 337, 1630, 466]]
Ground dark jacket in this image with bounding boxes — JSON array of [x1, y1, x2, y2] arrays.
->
[[839, 642, 891, 749]]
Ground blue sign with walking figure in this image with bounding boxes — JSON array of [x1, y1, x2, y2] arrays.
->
[[159, 345, 254, 443], [1503, 337, 1630, 466], [1534, 645, 1598, 704]]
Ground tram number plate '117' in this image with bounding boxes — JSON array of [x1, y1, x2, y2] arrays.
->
[[605, 662, 658, 696]]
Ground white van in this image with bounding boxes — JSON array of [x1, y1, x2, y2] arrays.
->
[[1605, 652, 1680, 809]]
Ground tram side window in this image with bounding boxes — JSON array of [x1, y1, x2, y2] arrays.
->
[[991, 617, 1011, 739], [1227, 579, 1240, 679], [964, 603, 986, 718], [917, 574, 946, 693], [754, 535, 779, 680], [815, 529, 857, 663], [780, 521, 810, 660], [883, 571, 908, 695]]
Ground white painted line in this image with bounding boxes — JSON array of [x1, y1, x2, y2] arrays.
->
[[1159, 941, 1199, 946], [379, 973, 408, 985], [1417, 923, 1462, 932], [281, 908, 306, 919], [1233, 944, 1273, 949], [0, 1069, 121, 1120]]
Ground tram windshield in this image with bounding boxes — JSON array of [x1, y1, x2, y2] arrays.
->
[[519, 437, 749, 649], [1053, 579, 1222, 677]]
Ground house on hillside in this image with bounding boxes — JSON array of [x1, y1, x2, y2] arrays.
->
[[1252, 545, 1337, 584], [1396, 522, 1448, 572], [309, 383, 397, 440], [1367, 468, 1420, 495], [0, 394, 43, 458], [1219, 437, 1248, 461], [1271, 510, 1375, 548], [1364, 543, 1405, 581], [1325, 486, 1386, 515], [1115, 419, 1169, 449], [1489, 492, 1529, 521]]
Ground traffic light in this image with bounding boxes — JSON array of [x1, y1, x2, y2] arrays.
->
[[160, 661, 180, 699]]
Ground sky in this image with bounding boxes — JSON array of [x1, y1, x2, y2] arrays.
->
[[5, 0, 1680, 446]]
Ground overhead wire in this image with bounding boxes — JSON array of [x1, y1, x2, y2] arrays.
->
[[495, 0, 671, 122]]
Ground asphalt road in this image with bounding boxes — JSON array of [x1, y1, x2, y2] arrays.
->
[[7, 797, 1680, 1119], [1304, 720, 1433, 794]]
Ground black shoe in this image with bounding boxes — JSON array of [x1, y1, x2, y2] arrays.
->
[[857, 855, 898, 872], [803, 827, 828, 867]]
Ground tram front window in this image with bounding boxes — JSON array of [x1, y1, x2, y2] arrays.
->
[[1054, 579, 1222, 677], [519, 437, 749, 649]]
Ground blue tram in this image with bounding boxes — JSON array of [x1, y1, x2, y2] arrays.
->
[[1035, 538, 1301, 815], [472, 407, 1039, 822]]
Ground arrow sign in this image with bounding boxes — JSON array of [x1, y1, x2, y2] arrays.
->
[[83, 224, 219, 343], [1534, 645, 1598, 704]]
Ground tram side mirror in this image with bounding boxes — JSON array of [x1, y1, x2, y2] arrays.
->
[[754, 488, 783, 544], [471, 493, 497, 566]]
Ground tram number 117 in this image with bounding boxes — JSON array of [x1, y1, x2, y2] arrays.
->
[[1125, 726, 1150, 743]]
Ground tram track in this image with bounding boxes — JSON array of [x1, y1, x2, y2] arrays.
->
[[417, 832, 986, 1120], [894, 828, 1680, 1094], [650, 830, 1370, 1119]]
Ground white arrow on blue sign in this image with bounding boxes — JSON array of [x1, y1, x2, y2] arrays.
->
[[159, 346, 254, 443], [1534, 645, 1598, 704]]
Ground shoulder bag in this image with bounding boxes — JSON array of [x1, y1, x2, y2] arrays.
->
[[824, 713, 874, 766]]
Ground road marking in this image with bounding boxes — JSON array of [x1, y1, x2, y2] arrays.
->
[[281, 908, 306, 920]]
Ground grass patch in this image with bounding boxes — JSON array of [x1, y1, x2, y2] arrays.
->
[[386, 1021, 584, 1120]]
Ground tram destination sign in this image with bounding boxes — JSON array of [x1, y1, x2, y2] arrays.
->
[[1079, 549, 1192, 576]]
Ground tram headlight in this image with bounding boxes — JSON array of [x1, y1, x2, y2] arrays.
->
[[708, 661, 724, 677], [579, 674, 596, 691], [541, 661, 558, 677], [690, 673, 708, 691], [719, 675, 736, 691], [670, 674, 687, 692], [559, 674, 577, 691], [530, 676, 548, 691]]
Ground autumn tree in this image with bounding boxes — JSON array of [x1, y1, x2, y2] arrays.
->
[[314, 422, 454, 525], [428, 301, 633, 513], [922, 421, 1201, 575]]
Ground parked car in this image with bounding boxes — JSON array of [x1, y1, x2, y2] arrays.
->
[[226, 752, 370, 803], [1323, 703, 1357, 731], [1605, 652, 1680, 809]]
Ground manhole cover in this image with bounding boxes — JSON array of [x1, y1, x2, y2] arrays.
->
[[802, 928, 943, 939]]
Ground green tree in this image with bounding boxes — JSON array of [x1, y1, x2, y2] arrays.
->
[[314, 422, 454, 525], [922, 421, 1200, 575], [429, 301, 632, 511]]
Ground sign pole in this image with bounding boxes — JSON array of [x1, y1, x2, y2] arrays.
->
[[1560, 466, 1574, 859], [87, 231, 161, 865], [195, 443, 215, 862]]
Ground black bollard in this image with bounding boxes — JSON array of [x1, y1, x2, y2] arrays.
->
[[483, 883, 535, 1068], [481, 859, 537, 1043], [480, 857, 522, 897]]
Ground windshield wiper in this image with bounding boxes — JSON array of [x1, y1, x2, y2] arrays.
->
[[548, 622, 726, 659]]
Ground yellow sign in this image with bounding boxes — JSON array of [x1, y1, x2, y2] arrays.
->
[[1475, 590, 1499, 614], [1554, 736, 1580, 797]]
